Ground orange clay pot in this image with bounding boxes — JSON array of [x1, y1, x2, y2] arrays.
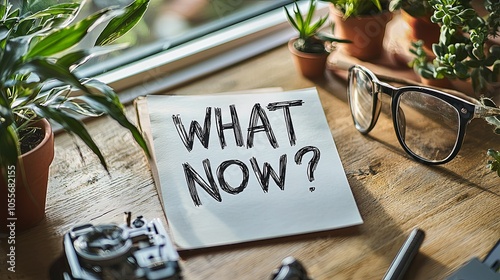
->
[[420, 76, 453, 89], [401, 10, 440, 57], [331, 7, 393, 61], [288, 38, 329, 79], [1, 119, 54, 233]]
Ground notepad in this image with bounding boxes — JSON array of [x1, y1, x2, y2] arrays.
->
[[137, 88, 363, 250]]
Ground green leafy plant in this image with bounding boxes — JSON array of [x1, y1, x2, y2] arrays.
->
[[480, 96, 500, 176], [0, 0, 151, 176], [389, 0, 433, 17], [285, 0, 351, 53], [487, 148, 500, 177], [409, 0, 500, 177], [322, 0, 386, 18], [482, 97, 500, 135], [410, 0, 500, 96], [409, 40, 439, 79]]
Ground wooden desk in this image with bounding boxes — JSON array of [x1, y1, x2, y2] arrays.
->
[[2, 44, 499, 280]]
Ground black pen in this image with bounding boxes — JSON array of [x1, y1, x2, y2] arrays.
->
[[383, 228, 426, 280]]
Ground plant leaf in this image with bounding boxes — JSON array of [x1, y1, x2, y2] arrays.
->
[[0, 36, 30, 82], [284, 6, 300, 33], [26, 8, 109, 58], [95, 0, 150, 46], [78, 79, 151, 158], [0, 25, 9, 41], [0, 101, 20, 169], [31, 104, 108, 171], [305, 0, 316, 29], [21, 58, 89, 93], [57, 44, 128, 72], [0, 122, 19, 169], [20, 3, 80, 22]]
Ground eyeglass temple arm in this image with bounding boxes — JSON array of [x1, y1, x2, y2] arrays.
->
[[474, 105, 500, 119]]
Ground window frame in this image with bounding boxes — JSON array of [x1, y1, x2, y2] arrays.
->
[[88, 1, 330, 104]]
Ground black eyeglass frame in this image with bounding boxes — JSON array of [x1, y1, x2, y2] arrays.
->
[[347, 65, 500, 165]]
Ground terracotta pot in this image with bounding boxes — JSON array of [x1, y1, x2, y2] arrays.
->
[[451, 78, 500, 99], [1, 119, 54, 232], [420, 76, 453, 90], [288, 39, 328, 79], [400, 10, 440, 57], [331, 7, 393, 61], [450, 78, 475, 97]]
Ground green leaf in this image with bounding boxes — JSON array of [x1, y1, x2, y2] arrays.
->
[[294, 2, 305, 36], [0, 36, 31, 82], [26, 8, 109, 58], [309, 15, 327, 35], [10, 82, 42, 108], [0, 103, 14, 126], [0, 3, 7, 21], [21, 58, 88, 93], [7, 6, 19, 20], [32, 104, 108, 171], [305, 0, 316, 29], [0, 100, 20, 169], [95, 0, 150, 46], [0, 122, 19, 169], [58, 99, 102, 117], [20, 3, 80, 22], [454, 62, 468, 79], [78, 79, 151, 158], [0, 26, 10, 42], [24, 0, 74, 14], [284, 5, 300, 34], [432, 44, 443, 57], [481, 97, 498, 108], [487, 149, 500, 162], [57, 44, 128, 71], [316, 32, 351, 43], [370, 0, 382, 11]]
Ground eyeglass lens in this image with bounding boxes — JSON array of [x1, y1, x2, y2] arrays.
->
[[349, 67, 461, 163], [397, 91, 460, 162], [349, 68, 376, 132]]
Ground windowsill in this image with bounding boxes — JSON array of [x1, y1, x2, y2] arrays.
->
[[98, 2, 330, 104]]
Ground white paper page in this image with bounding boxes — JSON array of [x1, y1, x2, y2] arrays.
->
[[147, 88, 363, 249]]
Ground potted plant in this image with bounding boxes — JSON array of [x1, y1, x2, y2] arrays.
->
[[482, 97, 500, 177], [409, 0, 500, 177], [322, 0, 392, 60], [389, 0, 439, 55], [409, 0, 500, 97], [285, 0, 351, 79], [0, 0, 151, 231]]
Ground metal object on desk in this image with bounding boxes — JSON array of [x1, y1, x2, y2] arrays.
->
[[446, 239, 500, 280], [50, 214, 182, 280], [271, 256, 312, 280], [383, 228, 425, 280]]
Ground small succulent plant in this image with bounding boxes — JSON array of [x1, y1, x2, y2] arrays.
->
[[410, 0, 500, 96], [323, 0, 385, 18], [285, 0, 351, 53]]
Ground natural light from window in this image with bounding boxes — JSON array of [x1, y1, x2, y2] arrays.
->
[[77, 0, 293, 76]]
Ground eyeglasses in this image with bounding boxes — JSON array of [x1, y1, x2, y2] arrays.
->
[[347, 65, 500, 165]]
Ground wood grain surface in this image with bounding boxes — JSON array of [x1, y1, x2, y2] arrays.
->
[[1, 35, 499, 280]]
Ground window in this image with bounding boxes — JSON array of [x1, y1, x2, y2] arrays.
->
[[38, 1, 329, 104], [73, 0, 300, 100]]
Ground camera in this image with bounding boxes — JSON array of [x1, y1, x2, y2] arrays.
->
[[50, 214, 182, 280]]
